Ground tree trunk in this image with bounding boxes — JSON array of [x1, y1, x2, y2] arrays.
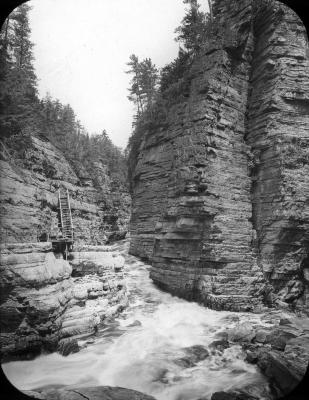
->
[[208, 0, 213, 21], [4, 16, 10, 50]]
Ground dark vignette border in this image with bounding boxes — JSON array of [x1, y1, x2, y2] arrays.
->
[[0, 0, 308, 399]]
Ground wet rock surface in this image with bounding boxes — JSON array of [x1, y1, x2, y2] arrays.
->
[[209, 392, 258, 400], [2, 244, 307, 400], [174, 345, 210, 368], [129, 0, 309, 313], [24, 386, 157, 400], [0, 243, 128, 361], [226, 312, 309, 397]]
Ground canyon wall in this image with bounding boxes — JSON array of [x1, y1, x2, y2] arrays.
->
[[129, 0, 309, 312], [0, 134, 131, 360], [0, 135, 130, 244]]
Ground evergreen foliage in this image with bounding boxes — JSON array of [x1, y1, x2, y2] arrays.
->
[[0, 4, 128, 190], [36, 95, 127, 188], [126, 54, 159, 120], [127, 1, 211, 187], [0, 3, 38, 143], [175, 0, 209, 55]]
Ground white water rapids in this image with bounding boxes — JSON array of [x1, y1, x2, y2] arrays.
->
[[3, 241, 272, 400]]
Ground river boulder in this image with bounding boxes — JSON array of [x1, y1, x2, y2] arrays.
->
[[227, 322, 256, 343]]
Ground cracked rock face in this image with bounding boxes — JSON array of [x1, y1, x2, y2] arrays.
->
[[0, 243, 127, 361], [129, 0, 309, 312], [0, 135, 130, 245]]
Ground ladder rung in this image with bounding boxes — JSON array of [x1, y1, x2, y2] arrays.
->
[[58, 190, 73, 242]]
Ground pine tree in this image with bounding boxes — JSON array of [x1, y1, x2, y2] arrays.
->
[[140, 58, 159, 108], [175, 0, 208, 55], [126, 54, 144, 117], [0, 3, 37, 138], [208, 0, 213, 21], [126, 54, 158, 120]]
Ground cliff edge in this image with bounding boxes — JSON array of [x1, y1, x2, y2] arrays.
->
[[129, 0, 309, 313]]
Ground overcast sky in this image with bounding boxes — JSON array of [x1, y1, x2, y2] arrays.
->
[[27, 0, 209, 149]]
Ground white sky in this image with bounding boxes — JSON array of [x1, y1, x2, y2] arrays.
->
[[28, 0, 209, 149]]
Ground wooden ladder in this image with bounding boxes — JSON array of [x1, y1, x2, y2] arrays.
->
[[58, 189, 74, 241]]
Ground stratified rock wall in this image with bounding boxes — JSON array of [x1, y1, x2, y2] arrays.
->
[[129, 0, 309, 312], [0, 242, 127, 361], [247, 1, 309, 312], [0, 135, 130, 244]]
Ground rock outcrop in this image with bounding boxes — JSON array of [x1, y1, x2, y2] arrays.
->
[[203, 311, 309, 399], [239, 313, 309, 397], [0, 134, 130, 245], [0, 242, 127, 361], [129, 0, 309, 312], [24, 386, 156, 400]]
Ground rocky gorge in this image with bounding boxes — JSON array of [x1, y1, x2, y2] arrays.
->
[[3, 241, 309, 400], [1, 0, 309, 399]]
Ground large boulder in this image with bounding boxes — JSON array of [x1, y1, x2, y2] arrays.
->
[[265, 328, 299, 351], [227, 323, 256, 343], [174, 345, 210, 368], [256, 349, 301, 396]]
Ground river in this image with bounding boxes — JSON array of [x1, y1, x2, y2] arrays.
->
[[3, 241, 272, 400]]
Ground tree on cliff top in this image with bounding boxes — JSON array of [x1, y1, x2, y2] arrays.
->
[[126, 54, 159, 121], [158, 0, 211, 96], [126, 1, 212, 188], [175, 0, 208, 55]]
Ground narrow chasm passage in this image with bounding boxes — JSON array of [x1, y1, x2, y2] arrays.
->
[[3, 241, 271, 400]]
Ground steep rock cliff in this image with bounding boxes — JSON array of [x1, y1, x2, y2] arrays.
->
[[129, 0, 309, 312], [0, 134, 130, 244], [0, 133, 130, 360]]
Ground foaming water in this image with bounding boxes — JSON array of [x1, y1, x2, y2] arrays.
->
[[3, 242, 270, 400]]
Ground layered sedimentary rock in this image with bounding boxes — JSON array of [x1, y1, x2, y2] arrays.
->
[[0, 242, 127, 361], [246, 1, 309, 312], [25, 386, 156, 400], [0, 135, 130, 244], [129, 0, 309, 312]]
